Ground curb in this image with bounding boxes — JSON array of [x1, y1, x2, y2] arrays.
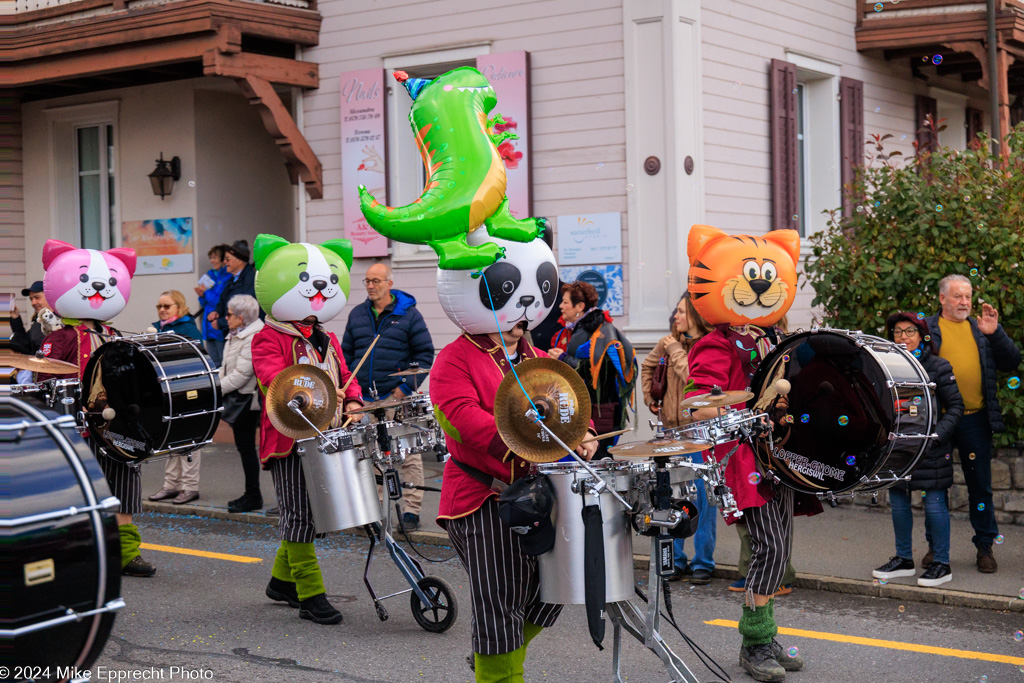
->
[[144, 502, 1024, 614]]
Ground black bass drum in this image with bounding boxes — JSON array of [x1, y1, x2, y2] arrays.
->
[[0, 395, 123, 681], [748, 328, 936, 497], [82, 333, 221, 463]]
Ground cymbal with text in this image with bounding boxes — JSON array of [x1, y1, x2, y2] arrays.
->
[[265, 364, 337, 439]]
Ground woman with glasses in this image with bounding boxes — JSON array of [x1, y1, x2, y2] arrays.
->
[[148, 290, 204, 505], [872, 311, 964, 587]]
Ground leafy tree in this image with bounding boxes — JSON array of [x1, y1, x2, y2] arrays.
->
[[805, 122, 1024, 447]]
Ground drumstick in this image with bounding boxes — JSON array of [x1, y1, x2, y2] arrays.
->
[[581, 428, 632, 444], [340, 334, 380, 395]]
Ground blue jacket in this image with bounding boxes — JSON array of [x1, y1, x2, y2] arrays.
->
[[342, 289, 434, 399], [215, 263, 260, 326], [152, 314, 203, 341], [198, 266, 232, 341], [925, 312, 1022, 433]]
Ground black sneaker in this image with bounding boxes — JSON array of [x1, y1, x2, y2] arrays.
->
[[228, 492, 264, 513], [689, 568, 713, 585], [739, 643, 786, 682], [668, 565, 691, 583], [770, 639, 804, 672], [917, 562, 952, 587], [872, 556, 915, 580], [401, 512, 420, 531], [266, 577, 300, 608], [122, 555, 157, 577], [299, 593, 343, 625]]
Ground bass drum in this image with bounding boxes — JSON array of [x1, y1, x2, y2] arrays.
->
[[748, 329, 935, 497], [82, 333, 221, 463], [1, 395, 123, 681]]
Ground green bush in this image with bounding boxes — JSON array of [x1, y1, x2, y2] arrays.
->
[[805, 122, 1024, 448]]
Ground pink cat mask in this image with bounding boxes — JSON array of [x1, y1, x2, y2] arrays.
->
[[42, 240, 137, 321]]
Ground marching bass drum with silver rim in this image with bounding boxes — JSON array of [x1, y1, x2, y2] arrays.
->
[[748, 328, 935, 497], [1, 395, 123, 679], [82, 333, 221, 463]]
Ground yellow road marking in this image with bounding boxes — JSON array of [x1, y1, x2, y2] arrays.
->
[[705, 620, 1024, 666], [139, 543, 263, 564]]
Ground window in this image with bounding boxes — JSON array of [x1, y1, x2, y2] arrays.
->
[[46, 101, 120, 249], [76, 123, 117, 250]]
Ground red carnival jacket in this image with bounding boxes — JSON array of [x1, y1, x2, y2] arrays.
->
[[37, 322, 115, 381], [432, 333, 546, 521], [251, 320, 362, 465]]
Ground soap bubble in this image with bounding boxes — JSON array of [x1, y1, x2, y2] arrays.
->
[[838, 415, 849, 426], [787, 646, 799, 657], [969, 452, 976, 460], [856, 204, 865, 212], [800, 414, 810, 423], [935, 204, 943, 212], [873, 2, 883, 10], [845, 455, 856, 466], [626, 183, 635, 191], [187, 180, 196, 188], [913, 349, 921, 358], [1015, 630, 1023, 642], [922, 491, 927, 497], [977, 503, 985, 511], [792, 88, 798, 94], [964, 195, 971, 202], [874, 107, 881, 113], [970, 268, 979, 276], [945, 454, 951, 460], [879, 577, 888, 585], [995, 534, 1004, 545], [872, 579, 879, 586], [731, 81, 743, 90], [912, 396, 922, 405], [637, 261, 646, 270], [924, 335, 931, 341], [792, 214, 799, 221], [748, 472, 762, 485], [898, 605, 905, 613], [782, 355, 790, 362], [1008, 376, 1021, 390], [932, 54, 943, 65], [1019, 587, 1024, 599], [916, 312, 925, 319]]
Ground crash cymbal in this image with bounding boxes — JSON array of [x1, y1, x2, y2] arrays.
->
[[608, 437, 710, 458], [3, 353, 79, 375], [493, 357, 591, 463], [265, 364, 337, 440], [679, 388, 754, 410], [345, 394, 418, 414], [389, 366, 430, 377]]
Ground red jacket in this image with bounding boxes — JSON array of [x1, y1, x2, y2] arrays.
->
[[37, 322, 114, 381], [251, 320, 362, 464], [686, 328, 822, 520], [433, 333, 545, 521]]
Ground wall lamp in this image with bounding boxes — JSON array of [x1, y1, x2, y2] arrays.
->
[[148, 153, 181, 199]]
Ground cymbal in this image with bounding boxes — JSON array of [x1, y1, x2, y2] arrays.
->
[[609, 437, 710, 458], [493, 357, 592, 463], [679, 388, 754, 410], [345, 394, 418, 414], [389, 367, 430, 377], [265, 364, 337, 439], [3, 353, 79, 375]]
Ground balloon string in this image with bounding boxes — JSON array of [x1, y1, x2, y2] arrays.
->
[[474, 269, 544, 426]]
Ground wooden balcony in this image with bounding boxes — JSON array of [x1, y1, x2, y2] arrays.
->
[[856, 0, 1024, 142], [3, 0, 325, 197]]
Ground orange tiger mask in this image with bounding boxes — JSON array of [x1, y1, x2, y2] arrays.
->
[[686, 225, 800, 327]]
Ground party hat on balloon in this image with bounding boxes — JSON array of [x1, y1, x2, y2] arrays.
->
[[393, 70, 432, 101]]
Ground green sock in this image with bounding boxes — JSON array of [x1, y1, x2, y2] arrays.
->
[[473, 646, 525, 683], [118, 523, 141, 569], [271, 541, 294, 583], [283, 540, 325, 601], [738, 599, 777, 647], [523, 620, 543, 647]]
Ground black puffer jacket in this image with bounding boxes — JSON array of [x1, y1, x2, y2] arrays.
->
[[899, 345, 964, 491]]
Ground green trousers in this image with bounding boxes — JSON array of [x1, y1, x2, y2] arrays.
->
[[272, 540, 325, 601], [737, 521, 795, 587], [473, 620, 544, 683], [119, 523, 141, 569]]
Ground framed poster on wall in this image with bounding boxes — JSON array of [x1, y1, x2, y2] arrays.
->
[[341, 69, 389, 257], [122, 217, 194, 274]]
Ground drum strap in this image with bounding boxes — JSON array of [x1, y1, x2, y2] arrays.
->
[[451, 458, 507, 493], [581, 503, 606, 650]]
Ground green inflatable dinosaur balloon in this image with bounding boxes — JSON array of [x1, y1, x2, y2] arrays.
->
[[358, 67, 546, 270]]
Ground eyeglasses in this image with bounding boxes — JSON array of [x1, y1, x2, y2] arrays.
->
[[363, 278, 389, 286], [156, 303, 176, 310], [893, 328, 919, 338], [226, 312, 238, 318]]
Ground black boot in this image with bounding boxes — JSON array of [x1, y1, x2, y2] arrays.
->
[[266, 577, 300, 608], [122, 555, 157, 578], [228, 492, 263, 513], [299, 593, 343, 624]]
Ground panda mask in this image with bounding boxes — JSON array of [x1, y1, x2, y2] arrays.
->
[[437, 233, 559, 335]]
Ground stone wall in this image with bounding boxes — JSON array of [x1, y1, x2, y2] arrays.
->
[[849, 447, 1024, 526]]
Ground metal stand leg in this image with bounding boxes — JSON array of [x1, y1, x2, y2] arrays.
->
[[383, 531, 432, 605], [612, 616, 624, 683], [362, 523, 388, 621], [606, 600, 699, 683]]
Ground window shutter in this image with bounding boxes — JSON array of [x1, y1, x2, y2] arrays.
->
[[839, 77, 864, 218], [966, 107, 984, 145], [770, 59, 798, 231], [915, 95, 938, 155]]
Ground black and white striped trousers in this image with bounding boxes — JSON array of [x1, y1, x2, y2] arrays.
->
[[95, 441, 141, 515], [742, 486, 794, 598], [442, 499, 562, 656], [267, 451, 318, 544]]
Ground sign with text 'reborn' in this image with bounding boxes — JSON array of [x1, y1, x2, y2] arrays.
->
[[556, 212, 623, 265], [476, 52, 531, 219], [341, 69, 389, 257]]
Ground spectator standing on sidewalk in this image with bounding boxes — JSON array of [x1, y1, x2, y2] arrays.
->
[[342, 263, 434, 531], [640, 292, 717, 585], [210, 240, 259, 333], [194, 245, 232, 367], [872, 312, 963, 587], [926, 274, 1021, 573]]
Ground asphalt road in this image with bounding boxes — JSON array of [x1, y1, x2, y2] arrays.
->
[[87, 512, 1024, 683]]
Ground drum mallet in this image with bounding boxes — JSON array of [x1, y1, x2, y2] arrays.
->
[[339, 334, 381, 396]]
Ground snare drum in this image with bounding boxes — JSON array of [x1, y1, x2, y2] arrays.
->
[[9, 379, 81, 416], [671, 409, 759, 445], [82, 333, 220, 463], [296, 428, 382, 533], [748, 328, 935, 496], [379, 416, 440, 458], [535, 460, 638, 605], [2, 395, 123, 673]]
